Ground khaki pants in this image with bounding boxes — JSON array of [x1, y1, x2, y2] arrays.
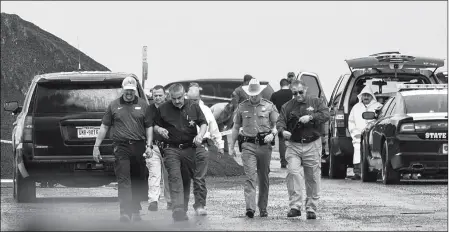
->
[[241, 142, 272, 211], [145, 146, 171, 203], [286, 139, 321, 213]]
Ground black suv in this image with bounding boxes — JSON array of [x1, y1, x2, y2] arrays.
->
[[327, 52, 445, 179], [163, 78, 274, 107], [4, 71, 147, 202]]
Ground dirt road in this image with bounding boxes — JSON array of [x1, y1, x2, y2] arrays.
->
[[1, 160, 447, 231]]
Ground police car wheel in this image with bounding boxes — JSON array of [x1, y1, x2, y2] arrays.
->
[[381, 140, 400, 185], [361, 140, 377, 182]]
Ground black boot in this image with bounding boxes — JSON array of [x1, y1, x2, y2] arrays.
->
[[287, 208, 301, 217]]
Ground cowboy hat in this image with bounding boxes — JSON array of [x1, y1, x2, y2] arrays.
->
[[242, 78, 267, 96]]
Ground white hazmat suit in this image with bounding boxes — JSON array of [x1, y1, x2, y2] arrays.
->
[[348, 85, 383, 165]]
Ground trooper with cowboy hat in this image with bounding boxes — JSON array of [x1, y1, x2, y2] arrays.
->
[[229, 77, 279, 218]]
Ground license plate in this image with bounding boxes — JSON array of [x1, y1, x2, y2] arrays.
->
[[443, 144, 448, 154], [77, 127, 100, 138]]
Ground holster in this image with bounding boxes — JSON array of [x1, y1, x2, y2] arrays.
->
[[155, 141, 166, 158], [257, 132, 275, 146], [237, 134, 244, 152]]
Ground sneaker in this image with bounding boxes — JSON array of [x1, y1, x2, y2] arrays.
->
[[260, 209, 268, 217], [346, 168, 355, 178], [306, 211, 316, 219], [132, 213, 142, 222], [167, 202, 173, 210], [195, 206, 207, 216], [287, 208, 301, 217], [148, 201, 158, 211], [245, 209, 255, 218], [119, 214, 131, 223]]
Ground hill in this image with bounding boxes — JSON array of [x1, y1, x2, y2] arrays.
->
[[0, 13, 244, 178]]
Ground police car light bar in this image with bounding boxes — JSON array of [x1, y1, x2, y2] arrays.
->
[[397, 84, 448, 91]]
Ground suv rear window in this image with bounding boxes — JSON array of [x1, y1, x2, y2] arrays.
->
[[404, 93, 448, 113], [34, 82, 122, 114]]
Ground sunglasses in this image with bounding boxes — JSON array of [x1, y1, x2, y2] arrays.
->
[[292, 90, 305, 96]]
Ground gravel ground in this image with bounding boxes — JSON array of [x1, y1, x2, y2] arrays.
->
[[1, 159, 447, 231]]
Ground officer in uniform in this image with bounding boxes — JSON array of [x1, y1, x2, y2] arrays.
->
[[153, 83, 208, 221], [229, 78, 279, 218], [276, 79, 330, 220], [93, 76, 153, 222]]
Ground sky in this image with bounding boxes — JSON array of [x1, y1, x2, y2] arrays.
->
[[1, 1, 448, 97]]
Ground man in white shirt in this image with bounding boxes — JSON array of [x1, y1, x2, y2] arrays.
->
[[146, 85, 172, 211], [187, 83, 225, 216]]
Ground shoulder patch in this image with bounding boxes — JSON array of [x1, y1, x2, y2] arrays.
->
[[262, 98, 273, 104]]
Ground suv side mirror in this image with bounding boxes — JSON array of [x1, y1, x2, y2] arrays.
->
[[362, 111, 376, 120]]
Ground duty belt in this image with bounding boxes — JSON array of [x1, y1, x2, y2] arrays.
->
[[241, 136, 269, 146], [162, 142, 197, 150]]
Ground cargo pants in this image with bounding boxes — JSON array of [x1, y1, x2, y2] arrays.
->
[[145, 145, 171, 204], [286, 139, 322, 213]]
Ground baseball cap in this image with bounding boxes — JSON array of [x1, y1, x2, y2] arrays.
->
[[122, 76, 137, 92]]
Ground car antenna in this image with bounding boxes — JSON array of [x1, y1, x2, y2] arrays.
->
[[77, 36, 81, 71]]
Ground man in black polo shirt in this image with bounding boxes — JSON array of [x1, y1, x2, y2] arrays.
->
[[270, 78, 293, 168], [153, 83, 208, 221], [93, 76, 153, 223]]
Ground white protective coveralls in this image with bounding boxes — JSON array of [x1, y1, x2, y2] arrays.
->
[[348, 85, 383, 164]]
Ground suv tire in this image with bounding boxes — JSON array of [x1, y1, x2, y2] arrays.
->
[[329, 149, 346, 179]]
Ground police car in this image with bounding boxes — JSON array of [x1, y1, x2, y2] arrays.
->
[[359, 84, 448, 184]]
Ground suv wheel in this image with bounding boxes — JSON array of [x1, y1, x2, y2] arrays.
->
[[328, 148, 346, 179], [13, 158, 36, 203], [361, 141, 378, 182], [381, 140, 400, 185]]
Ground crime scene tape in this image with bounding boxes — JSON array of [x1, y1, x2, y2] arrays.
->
[[220, 130, 232, 136]]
